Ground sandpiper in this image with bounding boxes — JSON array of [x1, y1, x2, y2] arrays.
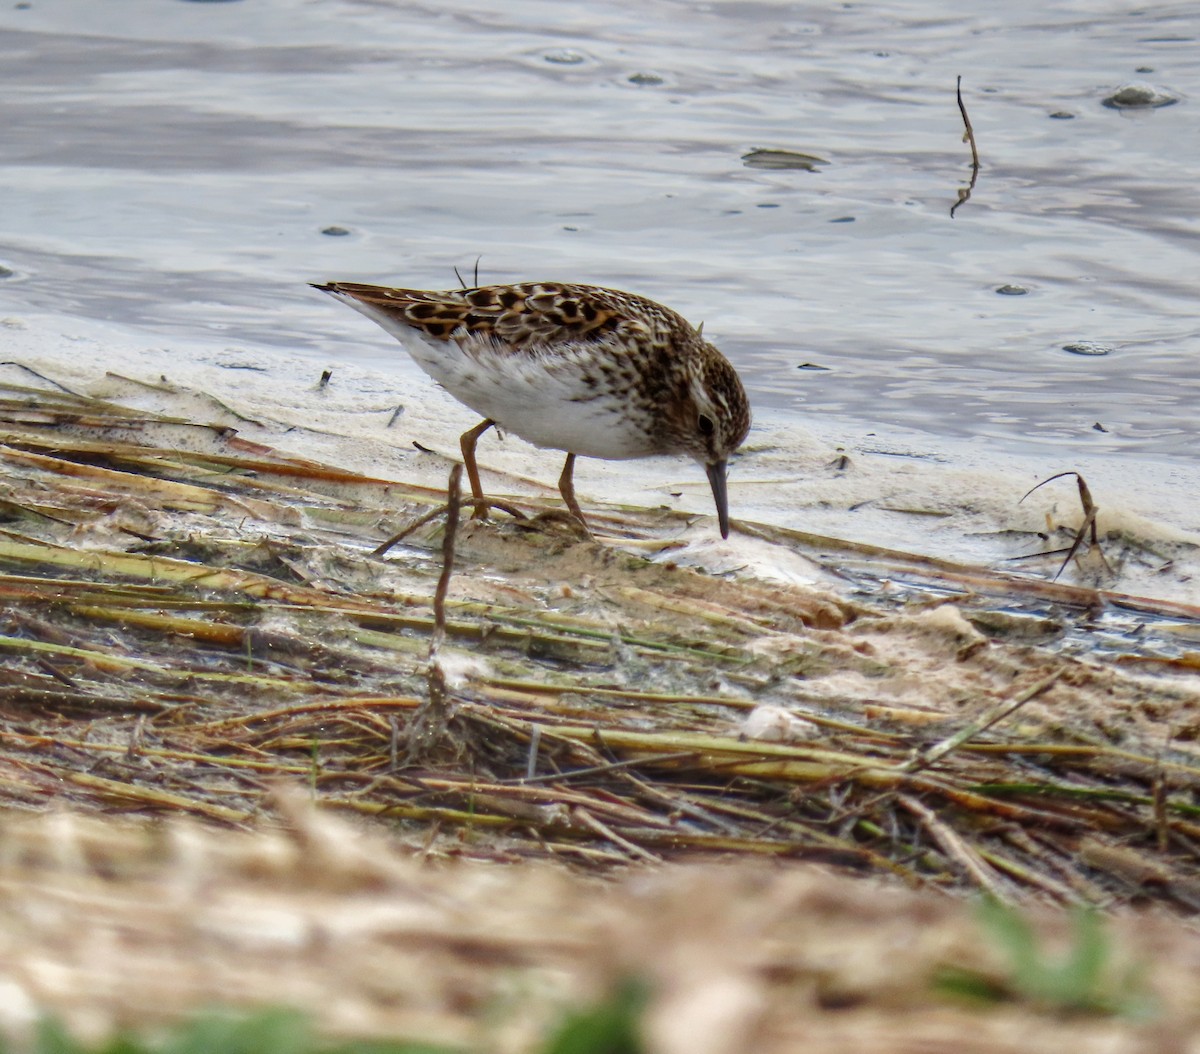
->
[[312, 281, 751, 537]]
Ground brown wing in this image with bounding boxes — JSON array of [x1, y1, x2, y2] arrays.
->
[[314, 281, 673, 350]]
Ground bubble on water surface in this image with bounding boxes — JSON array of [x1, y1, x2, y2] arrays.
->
[[1062, 341, 1112, 357], [543, 49, 587, 66], [741, 149, 829, 171], [1102, 81, 1179, 109]]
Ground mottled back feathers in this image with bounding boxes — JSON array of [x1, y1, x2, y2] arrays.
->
[[314, 281, 677, 351]]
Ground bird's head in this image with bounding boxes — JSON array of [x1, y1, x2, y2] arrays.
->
[[668, 341, 751, 539]]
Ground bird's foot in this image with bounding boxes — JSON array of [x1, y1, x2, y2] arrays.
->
[[526, 508, 592, 540]]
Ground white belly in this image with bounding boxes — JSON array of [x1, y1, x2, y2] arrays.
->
[[367, 310, 660, 461]]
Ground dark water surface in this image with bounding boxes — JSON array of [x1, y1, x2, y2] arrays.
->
[[2, 0, 1198, 460]]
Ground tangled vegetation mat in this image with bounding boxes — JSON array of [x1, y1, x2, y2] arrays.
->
[[2, 374, 1200, 905]]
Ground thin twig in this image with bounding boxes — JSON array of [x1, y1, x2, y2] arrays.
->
[[1019, 471, 1109, 580], [0, 361, 83, 395], [525, 724, 542, 781], [957, 74, 980, 169], [899, 794, 1003, 895], [901, 671, 1062, 774], [453, 256, 482, 290], [406, 464, 462, 763], [572, 806, 662, 864], [950, 75, 981, 217], [434, 465, 462, 644], [374, 504, 448, 555]]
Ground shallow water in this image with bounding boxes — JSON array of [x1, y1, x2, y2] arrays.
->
[[1, 0, 1198, 462]]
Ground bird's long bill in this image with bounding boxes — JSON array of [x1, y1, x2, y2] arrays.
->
[[706, 459, 731, 540]]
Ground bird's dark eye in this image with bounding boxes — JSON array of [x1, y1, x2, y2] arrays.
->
[[697, 413, 715, 437]]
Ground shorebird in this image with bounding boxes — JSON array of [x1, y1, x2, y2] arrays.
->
[[313, 280, 750, 537]]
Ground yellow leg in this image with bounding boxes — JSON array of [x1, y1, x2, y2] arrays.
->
[[557, 453, 589, 530], [459, 419, 495, 520]]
